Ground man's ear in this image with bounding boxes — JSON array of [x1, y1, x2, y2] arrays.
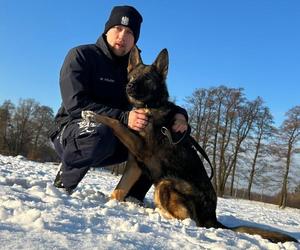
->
[[153, 48, 168, 79], [127, 46, 143, 73]]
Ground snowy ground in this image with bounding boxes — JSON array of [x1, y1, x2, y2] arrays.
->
[[0, 154, 299, 250]]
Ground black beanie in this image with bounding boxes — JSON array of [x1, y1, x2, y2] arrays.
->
[[104, 6, 143, 43]]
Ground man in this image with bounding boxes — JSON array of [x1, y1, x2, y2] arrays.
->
[[49, 5, 188, 202]]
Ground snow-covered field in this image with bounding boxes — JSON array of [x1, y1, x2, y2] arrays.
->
[[0, 154, 299, 250]]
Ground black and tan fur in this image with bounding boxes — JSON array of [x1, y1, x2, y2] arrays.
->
[[82, 47, 297, 243]]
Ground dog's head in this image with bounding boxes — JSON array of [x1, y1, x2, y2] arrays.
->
[[126, 46, 170, 108]]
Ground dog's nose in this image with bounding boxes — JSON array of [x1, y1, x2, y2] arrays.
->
[[127, 82, 137, 92]]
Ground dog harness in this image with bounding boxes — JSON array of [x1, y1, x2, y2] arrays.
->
[[160, 125, 214, 180]]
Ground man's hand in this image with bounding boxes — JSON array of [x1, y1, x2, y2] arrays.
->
[[128, 109, 149, 131], [172, 113, 188, 133]]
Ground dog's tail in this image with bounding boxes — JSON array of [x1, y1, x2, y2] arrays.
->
[[221, 223, 298, 243], [155, 178, 298, 243]]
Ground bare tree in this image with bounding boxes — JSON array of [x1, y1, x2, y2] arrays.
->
[[11, 99, 38, 155], [229, 98, 261, 196], [278, 106, 300, 208], [186, 86, 256, 196], [295, 183, 300, 194], [185, 86, 299, 203], [0, 100, 15, 154], [0, 99, 57, 161], [244, 102, 274, 199], [185, 88, 217, 180], [217, 87, 243, 196], [29, 105, 55, 160], [209, 87, 227, 190]]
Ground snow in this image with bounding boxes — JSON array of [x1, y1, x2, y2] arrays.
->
[[0, 154, 299, 250]]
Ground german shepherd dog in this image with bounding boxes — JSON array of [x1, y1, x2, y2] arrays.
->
[[82, 47, 297, 243]]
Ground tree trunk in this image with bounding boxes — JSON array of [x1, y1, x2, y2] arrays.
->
[[279, 143, 292, 208]]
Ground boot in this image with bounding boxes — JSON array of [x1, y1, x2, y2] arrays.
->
[[53, 163, 74, 195]]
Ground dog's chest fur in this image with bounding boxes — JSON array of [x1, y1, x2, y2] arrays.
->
[[137, 106, 174, 147]]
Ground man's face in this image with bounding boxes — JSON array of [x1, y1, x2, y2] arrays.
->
[[106, 25, 135, 57]]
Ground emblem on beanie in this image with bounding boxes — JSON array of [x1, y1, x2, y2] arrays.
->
[[121, 16, 129, 26]]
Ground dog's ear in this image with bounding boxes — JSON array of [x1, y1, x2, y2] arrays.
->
[[153, 49, 169, 79], [128, 46, 143, 73]]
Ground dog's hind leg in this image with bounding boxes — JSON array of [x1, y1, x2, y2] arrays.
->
[[82, 111, 145, 160], [154, 178, 196, 222], [111, 154, 142, 201]]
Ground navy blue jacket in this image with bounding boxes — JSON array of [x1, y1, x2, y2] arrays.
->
[[50, 35, 187, 139], [54, 35, 130, 129]]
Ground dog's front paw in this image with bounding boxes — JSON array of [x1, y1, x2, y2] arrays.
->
[[110, 189, 126, 201], [81, 110, 97, 122]]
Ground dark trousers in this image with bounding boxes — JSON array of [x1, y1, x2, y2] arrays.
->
[[53, 119, 152, 200]]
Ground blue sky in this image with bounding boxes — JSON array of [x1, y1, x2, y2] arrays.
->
[[0, 0, 299, 126]]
